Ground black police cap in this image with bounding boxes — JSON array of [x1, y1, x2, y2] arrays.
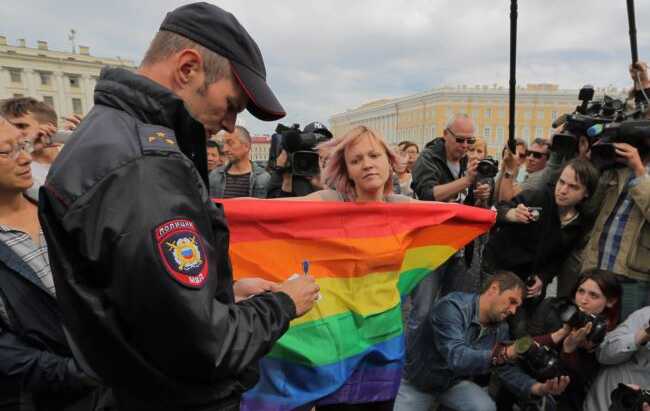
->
[[160, 2, 286, 121]]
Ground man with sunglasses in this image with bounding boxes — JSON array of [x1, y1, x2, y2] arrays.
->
[[407, 114, 492, 379], [498, 138, 550, 202]]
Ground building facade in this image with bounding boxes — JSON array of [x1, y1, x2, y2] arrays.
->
[[330, 83, 625, 156], [0, 36, 136, 119], [250, 135, 271, 162]]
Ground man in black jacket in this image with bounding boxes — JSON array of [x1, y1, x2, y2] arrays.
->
[[38, 3, 319, 410]]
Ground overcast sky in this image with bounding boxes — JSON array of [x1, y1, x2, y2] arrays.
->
[[2, 1, 649, 134]]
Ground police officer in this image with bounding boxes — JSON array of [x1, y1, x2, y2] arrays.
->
[[38, 3, 319, 410]]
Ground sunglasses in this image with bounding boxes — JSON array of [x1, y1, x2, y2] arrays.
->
[[446, 129, 476, 145], [526, 150, 548, 159]]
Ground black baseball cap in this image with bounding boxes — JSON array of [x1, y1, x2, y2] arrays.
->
[[160, 2, 286, 121]]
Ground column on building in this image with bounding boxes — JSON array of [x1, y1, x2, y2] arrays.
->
[[54, 72, 67, 116], [24, 68, 37, 98], [0, 67, 11, 99], [82, 74, 94, 113]]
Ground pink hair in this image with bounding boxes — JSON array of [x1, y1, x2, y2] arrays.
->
[[317, 126, 399, 200]]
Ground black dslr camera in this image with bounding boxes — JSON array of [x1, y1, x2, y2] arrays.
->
[[514, 336, 563, 381], [477, 157, 499, 180], [551, 85, 650, 168], [269, 122, 332, 177], [559, 304, 608, 345], [610, 383, 650, 411]]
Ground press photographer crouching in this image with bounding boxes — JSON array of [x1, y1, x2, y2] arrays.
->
[[585, 305, 650, 411], [482, 159, 600, 338], [266, 121, 332, 197], [395, 271, 569, 411], [497, 269, 622, 411]]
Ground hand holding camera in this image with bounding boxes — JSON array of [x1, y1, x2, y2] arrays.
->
[[506, 204, 541, 224]]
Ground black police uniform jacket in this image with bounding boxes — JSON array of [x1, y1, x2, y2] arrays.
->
[[38, 68, 296, 410]]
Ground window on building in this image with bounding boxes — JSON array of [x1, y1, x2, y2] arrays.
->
[[472, 109, 479, 121], [522, 127, 530, 141], [9, 69, 22, 83], [498, 109, 505, 118], [39, 72, 51, 86], [535, 127, 544, 139], [446, 107, 453, 118], [551, 111, 558, 121], [496, 126, 504, 144], [69, 76, 80, 88], [13, 93, 24, 98], [72, 98, 83, 115], [431, 125, 437, 137], [524, 111, 532, 120], [485, 108, 492, 119], [537, 110, 545, 120], [43, 96, 54, 107], [483, 127, 491, 138]]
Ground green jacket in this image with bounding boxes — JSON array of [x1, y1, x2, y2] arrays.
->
[[581, 166, 650, 281]]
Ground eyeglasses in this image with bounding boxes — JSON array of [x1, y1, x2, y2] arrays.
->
[[0, 140, 34, 160], [446, 129, 476, 145], [526, 150, 548, 159]]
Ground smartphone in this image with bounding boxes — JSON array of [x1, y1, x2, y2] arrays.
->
[[48, 130, 74, 145]]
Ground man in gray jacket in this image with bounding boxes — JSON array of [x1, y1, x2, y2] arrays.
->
[[209, 125, 270, 198]]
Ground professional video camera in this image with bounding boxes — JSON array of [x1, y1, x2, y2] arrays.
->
[[610, 383, 650, 411], [551, 85, 650, 168], [514, 336, 563, 381], [269, 122, 332, 177], [559, 304, 609, 345]]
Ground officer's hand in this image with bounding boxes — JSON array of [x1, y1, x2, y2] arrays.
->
[[526, 275, 543, 299], [62, 114, 83, 131], [32, 123, 57, 152], [277, 275, 320, 317], [630, 61, 650, 89], [233, 278, 278, 302]]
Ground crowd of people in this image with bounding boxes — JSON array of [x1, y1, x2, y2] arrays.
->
[[0, 3, 649, 411]]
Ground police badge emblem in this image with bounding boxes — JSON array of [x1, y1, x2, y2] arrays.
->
[[154, 218, 208, 288]]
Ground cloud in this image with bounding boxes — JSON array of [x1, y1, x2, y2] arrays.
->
[[2, 0, 649, 134]]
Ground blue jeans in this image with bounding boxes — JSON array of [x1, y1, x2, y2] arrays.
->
[[394, 378, 496, 411]]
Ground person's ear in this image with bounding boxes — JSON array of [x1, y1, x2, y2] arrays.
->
[[174, 49, 203, 89]]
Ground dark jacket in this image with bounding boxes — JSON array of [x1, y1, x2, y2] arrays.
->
[[38, 68, 296, 411], [528, 298, 602, 411], [0, 240, 101, 410], [483, 185, 589, 284], [411, 137, 468, 201], [404, 292, 536, 398], [209, 161, 270, 198]]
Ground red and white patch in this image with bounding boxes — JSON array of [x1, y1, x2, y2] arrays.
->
[[155, 219, 208, 288]]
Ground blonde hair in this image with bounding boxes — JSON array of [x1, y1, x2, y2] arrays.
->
[[472, 136, 487, 154], [317, 126, 398, 200]]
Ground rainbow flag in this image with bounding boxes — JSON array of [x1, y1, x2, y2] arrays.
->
[[218, 199, 494, 410]]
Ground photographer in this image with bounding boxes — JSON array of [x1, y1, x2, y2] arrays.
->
[[483, 159, 600, 338], [498, 138, 550, 202], [266, 122, 331, 198], [497, 270, 622, 411], [580, 62, 650, 319], [585, 305, 650, 411], [395, 271, 569, 411]]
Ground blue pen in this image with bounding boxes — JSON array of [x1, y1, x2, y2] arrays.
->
[[302, 260, 310, 276]]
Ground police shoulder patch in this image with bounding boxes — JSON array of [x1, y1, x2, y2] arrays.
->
[[138, 124, 179, 154], [155, 218, 208, 288]]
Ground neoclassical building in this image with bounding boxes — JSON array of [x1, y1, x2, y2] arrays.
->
[[0, 36, 136, 118], [330, 83, 625, 156]]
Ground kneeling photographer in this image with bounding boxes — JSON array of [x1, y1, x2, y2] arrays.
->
[[482, 159, 600, 338], [266, 122, 332, 198], [498, 270, 622, 411]]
